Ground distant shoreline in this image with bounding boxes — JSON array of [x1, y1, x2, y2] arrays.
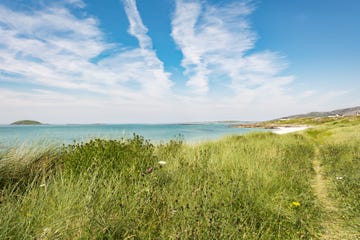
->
[[233, 123, 309, 134], [271, 126, 309, 134]]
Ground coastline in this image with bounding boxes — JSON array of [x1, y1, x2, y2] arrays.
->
[[233, 122, 310, 134], [271, 126, 309, 134]]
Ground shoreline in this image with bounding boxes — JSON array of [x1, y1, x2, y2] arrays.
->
[[271, 126, 309, 134], [233, 122, 310, 135]]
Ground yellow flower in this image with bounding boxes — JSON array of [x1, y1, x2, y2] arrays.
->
[[291, 201, 301, 207]]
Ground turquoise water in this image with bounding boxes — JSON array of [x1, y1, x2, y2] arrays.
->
[[0, 123, 263, 146]]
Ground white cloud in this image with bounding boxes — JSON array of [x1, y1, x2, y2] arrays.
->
[[171, 0, 295, 101], [0, 4, 108, 91], [102, 0, 173, 97], [123, 0, 152, 49], [168, 0, 356, 120], [64, 0, 86, 8], [171, 0, 257, 93], [0, 0, 172, 103], [0, 0, 353, 124]]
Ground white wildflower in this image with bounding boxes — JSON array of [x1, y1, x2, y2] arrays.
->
[[336, 176, 343, 180], [158, 161, 166, 166], [39, 227, 51, 239]]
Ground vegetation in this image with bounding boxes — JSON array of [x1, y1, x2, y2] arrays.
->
[[282, 106, 360, 119], [10, 120, 43, 125], [236, 115, 360, 128], [0, 116, 359, 239], [307, 118, 360, 238], [270, 115, 360, 127]]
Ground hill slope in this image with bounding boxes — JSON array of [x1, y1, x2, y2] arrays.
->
[[284, 106, 360, 119]]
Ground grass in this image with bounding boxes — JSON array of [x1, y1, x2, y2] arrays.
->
[[297, 116, 360, 238], [310, 122, 360, 237], [320, 142, 360, 214], [239, 115, 360, 129], [0, 117, 359, 239]]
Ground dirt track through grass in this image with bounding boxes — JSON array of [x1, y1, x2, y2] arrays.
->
[[312, 147, 359, 240]]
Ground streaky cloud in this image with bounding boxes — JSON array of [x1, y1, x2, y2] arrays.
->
[[0, 0, 347, 123], [122, 0, 152, 49], [171, 0, 292, 98], [0, 1, 173, 102]]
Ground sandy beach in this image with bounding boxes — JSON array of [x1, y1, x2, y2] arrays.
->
[[272, 126, 309, 134]]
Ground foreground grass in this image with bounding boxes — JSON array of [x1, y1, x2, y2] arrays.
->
[[0, 133, 320, 239], [308, 120, 360, 238], [319, 141, 360, 237], [0, 117, 359, 239]]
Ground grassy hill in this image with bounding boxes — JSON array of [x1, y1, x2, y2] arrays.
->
[[235, 115, 360, 129], [283, 106, 360, 119]]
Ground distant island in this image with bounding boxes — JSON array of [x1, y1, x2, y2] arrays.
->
[[11, 120, 43, 125]]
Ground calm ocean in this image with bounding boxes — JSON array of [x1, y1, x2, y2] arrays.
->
[[0, 123, 264, 146]]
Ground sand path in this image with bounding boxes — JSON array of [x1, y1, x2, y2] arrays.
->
[[272, 126, 309, 134], [312, 147, 359, 240]]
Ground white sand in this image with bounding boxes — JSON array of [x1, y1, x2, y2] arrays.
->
[[272, 126, 309, 135]]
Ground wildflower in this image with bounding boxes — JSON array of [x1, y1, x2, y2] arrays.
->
[[42, 228, 51, 234], [291, 201, 301, 208], [158, 161, 166, 166], [336, 176, 343, 180]]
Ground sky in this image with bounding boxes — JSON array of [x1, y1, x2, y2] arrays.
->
[[0, 0, 359, 124]]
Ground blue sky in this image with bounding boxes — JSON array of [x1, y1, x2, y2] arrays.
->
[[0, 0, 359, 123]]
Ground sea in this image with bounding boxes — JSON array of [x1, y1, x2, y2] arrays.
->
[[0, 123, 265, 147]]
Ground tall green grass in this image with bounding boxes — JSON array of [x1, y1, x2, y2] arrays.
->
[[0, 133, 321, 239], [293, 116, 360, 239], [313, 123, 360, 234], [0, 143, 59, 190]]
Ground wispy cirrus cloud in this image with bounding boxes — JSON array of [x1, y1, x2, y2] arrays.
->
[[0, 0, 172, 107], [101, 0, 173, 98], [171, 0, 292, 97], [0, 3, 111, 92], [64, 0, 86, 8], [123, 0, 152, 49], [0, 0, 352, 123]]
